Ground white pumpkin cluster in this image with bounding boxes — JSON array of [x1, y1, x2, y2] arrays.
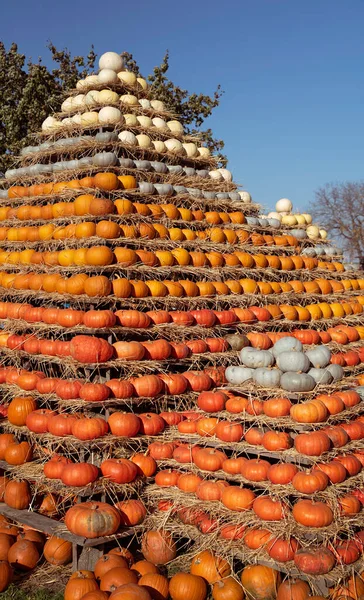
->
[[270, 201, 328, 241], [225, 336, 343, 391], [75, 51, 148, 92]]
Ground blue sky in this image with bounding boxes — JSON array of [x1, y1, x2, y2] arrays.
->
[[2, 0, 364, 212]]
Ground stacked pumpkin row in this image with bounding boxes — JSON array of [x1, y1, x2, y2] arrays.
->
[[149, 440, 364, 489], [2, 303, 364, 343], [193, 388, 363, 422], [2, 273, 363, 308], [156, 501, 363, 573]]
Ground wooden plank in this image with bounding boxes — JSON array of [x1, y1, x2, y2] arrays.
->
[[0, 503, 137, 547]]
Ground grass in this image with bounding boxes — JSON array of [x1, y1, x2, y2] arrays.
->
[[1, 586, 63, 600]]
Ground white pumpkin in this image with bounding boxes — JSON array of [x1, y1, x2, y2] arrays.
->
[[302, 213, 312, 224], [167, 120, 184, 134], [76, 79, 87, 91], [136, 134, 152, 148], [272, 337, 303, 357], [182, 143, 198, 157], [306, 225, 320, 239], [72, 95, 86, 111], [198, 147, 210, 158], [71, 114, 82, 125], [276, 351, 310, 373], [253, 368, 282, 388], [138, 99, 151, 109], [152, 140, 166, 153], [165, 138, 184, 153], [319, 229, 328, 239], [150, 99, 165, 111], [275, 198, 293, 213], [209, 170, 223, 181], [218, 168, 232, 182], [85, 90, 100, 107], [98, 89, 119, 105], [99, 106, 122, 125], [84, 75, 100, 88], [225, 366, 253, 384], [239, 191, 252, 203], [118, 131, 137, 145], [152, 117, 167, 129], [123, 113, 138, 126], [99, 52, 123, 72], [137, 115, 153, 128], [295, 214, 306, 225], [61, 97, 74, 112], [280, 372, 315, 392], [80, 112, 99, 126], [137, 77, 148, 90], [267, 211, 282, 221], [117, 71, 137, 86], [308, 368, 333, 385], [42, 117, 61, 131], [239, 347, 274, 369], [98, 69, 118, 85], [61, 117, 74, 126], [281, 214, 298, 226], [120, 94, 138, 106], [306, 346, 331, 368]]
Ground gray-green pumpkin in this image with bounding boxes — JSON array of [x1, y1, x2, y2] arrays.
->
[[225, 366, 253, 385], [280, 372, 316, 392], [253, 368, 282, 388], [239, 347, 274, 369], [306, 346, 331, 368], [276, 351, 310, 373]]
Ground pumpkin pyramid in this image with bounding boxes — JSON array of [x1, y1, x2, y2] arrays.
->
[[0, 50, 362, 598]]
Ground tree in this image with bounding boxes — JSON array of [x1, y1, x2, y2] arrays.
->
[[311, 182, 364, 267], [0, 44, 225, 176]]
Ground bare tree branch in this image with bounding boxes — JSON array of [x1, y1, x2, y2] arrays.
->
[[311, 182, 364, 265]]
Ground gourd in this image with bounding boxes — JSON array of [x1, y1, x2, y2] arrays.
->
[[165, 139, 184, 153], [136, 134, 152, 148], [137, 116, 153, 128], [306, 346, 331, 368], [80, 112, 99, 126], [118, 131, 137, 145], [253, 368, 282, 388], [42, 117, 61, 131], [150, 162, 168, 173], [120, 94, 138, 105], [218, 168, 233, 181], [280, 372, 316, 392], [123, 113, 138, 126], [139, 182, 155, 194], [272, 337, 303, 357], [225, 366, 253, 384], [239, 191, 252, 202], [306, 225, 320, 239], [96, 132, 118, 142], [85, 90, 100, 106], [308, 368, 334, 385], [99, 51, 124, 71], [118, 71, 137, 85], [98, 89, 119, 104], [152, 117, 167, 128], [154, 184, 174, 196], [276, 198, 292, 213], [239, 348, 274, 369], [152, 140, 167, 152], [183, 143, 198, 157], [198, 147, 210, 157], [119, 157, 134, 167], [276, 351, 310, 373], [167, 120, 184, 134], [209, 170, 223, 180], [137, 77, 148, 89], [150, 99, 165, 111], [139, 99, 151, 109], [134, 160, 151, 170], [84, 74, 100, 87], [327, 364, 344, 381], [98, 107, 121, 124], [92, 152, 118, 167]]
